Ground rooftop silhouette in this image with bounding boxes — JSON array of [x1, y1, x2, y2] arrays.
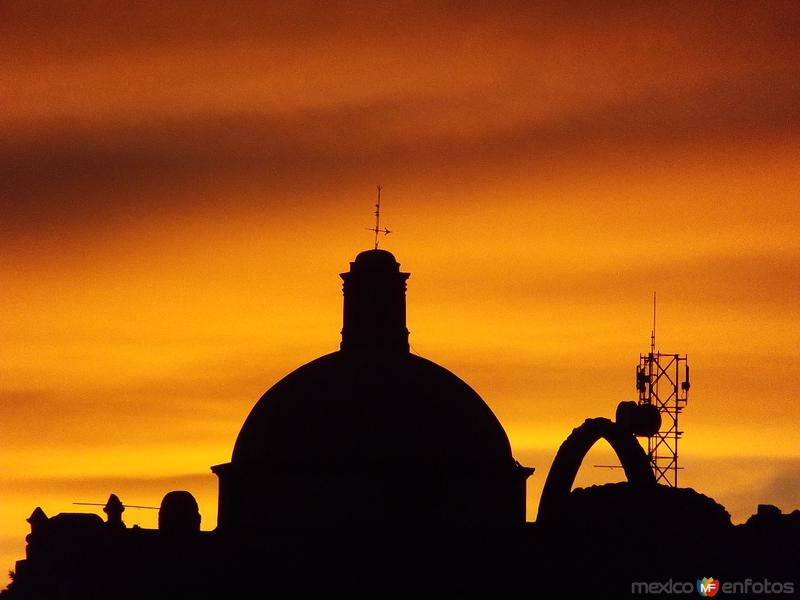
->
[[2, 248, 797, 599]]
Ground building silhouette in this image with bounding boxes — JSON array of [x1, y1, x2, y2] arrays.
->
[[2, 248, 797, 599], [213, 249, 532, 534]]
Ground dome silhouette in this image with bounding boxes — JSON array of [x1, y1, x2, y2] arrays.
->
[[212, 249, 532, 533], [233, 351, 513, 468], [352, 248, 398, 269]]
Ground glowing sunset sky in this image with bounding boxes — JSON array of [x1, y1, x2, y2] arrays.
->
[[2, 1, 799, 581]]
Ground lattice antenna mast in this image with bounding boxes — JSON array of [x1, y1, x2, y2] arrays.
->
[[366, 185, 391, 249], [635, 295, 690, 487]]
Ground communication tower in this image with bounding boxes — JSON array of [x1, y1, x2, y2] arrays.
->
[[635, 294, 690, 487]]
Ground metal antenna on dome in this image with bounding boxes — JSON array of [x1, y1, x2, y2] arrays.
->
[[365, 185, 391, 249]]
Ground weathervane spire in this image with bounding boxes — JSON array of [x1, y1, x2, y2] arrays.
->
[[366, 185, 391, 249]]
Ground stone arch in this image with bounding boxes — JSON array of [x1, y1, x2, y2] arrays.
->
[[537, 417, 655, 523]]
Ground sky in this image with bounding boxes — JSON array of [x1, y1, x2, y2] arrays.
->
[[2, 0, 800, 582]]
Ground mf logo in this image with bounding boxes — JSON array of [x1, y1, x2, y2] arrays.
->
[[697, 577, 720, 597]]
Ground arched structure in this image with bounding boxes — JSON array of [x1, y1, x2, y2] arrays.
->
[[537, 417, 655, 523]]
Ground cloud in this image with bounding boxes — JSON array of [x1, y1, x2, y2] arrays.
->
[[3, 66, 798, 243], [2, 0, 798, 246], [456, 253, 800, 308]]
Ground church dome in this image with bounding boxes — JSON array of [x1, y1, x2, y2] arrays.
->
[[213, 248, 531, 530], [232, 350, 513, 469]]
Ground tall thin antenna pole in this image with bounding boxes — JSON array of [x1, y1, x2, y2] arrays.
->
[[651, 291, 657, 355]]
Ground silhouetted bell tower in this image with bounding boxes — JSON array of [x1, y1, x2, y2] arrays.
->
[[340, 249, 410, 353]]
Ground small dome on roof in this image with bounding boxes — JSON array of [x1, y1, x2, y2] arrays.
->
[[352, 249, 400, 270], [159, 491, 201, 534]]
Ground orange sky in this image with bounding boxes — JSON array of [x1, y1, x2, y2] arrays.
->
[[2, 1, 800, 583]]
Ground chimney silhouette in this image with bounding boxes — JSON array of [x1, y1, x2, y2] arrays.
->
[[340, 249, 410, 353]]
